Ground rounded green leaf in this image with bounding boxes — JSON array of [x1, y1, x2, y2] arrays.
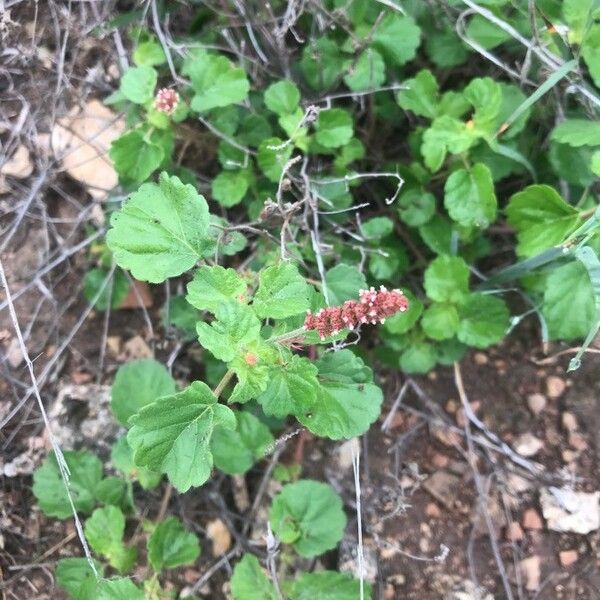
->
[[542, 261, 596, 340], [97, 577, 145, 599], [400, 342, 437, 374], [291, 571, 371, 600], [253, 263, 311, 319], [315, 109, 354, 149], [257, 137, 294, 182], [343, 48, 386, 91], [324, 264, 367, 306], [231, 555, 277, 600], [120, 66, 157, 104], [264, 80, 300, 115], [444, 163, 497, 228], [133, 40, 166, 67], [211, 411, 274, 474], [397, 69, 439, 118], [111, 359, 176, 426], [56, 558, 103, 599], [187, 265, 247, 313], [372, 14, 421, 66], [457, 293, 510, 348], [383, 290, 422, 334], [33, 450, 102, 519], [269, 480, 347, 557], [424, 255, 470, 303], [147, 516, 200, 572], [212, 170, 250, 207], [109, 131, 164, 185], [83, 268, 130, 311], [421, 303, 460, 340], [361, 216, 394, 239], [300, 37, 349, 91], [106, 173, 211, 283], [398, 189, 436, 227]]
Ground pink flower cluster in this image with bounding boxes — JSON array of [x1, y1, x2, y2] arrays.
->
[[304, 286, 409, 340], [154, 88, 179, 114]]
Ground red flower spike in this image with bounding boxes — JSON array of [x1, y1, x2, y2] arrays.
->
[[304, 286, 409, 340], [154, 88, 179, 114]]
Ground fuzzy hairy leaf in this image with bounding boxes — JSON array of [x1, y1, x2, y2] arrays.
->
[[106, 173, 211, 283], [147, 516, 200, 572], [269, 480, 346, 557], [424, 255, 470, 303], [290, 571, 372, 600], [457, 293, 510, 348], [253, 263, 311, 319], [56, 558, 103, 600], [127, 382, 236, 492], [231, 555, 278, 600], [186, 265, 247, 313]]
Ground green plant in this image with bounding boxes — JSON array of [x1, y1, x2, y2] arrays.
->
[[32, 1, 600, 597]]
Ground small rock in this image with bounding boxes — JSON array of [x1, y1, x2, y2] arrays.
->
[[546, 376, 566, 399], [445, 580, 494, 600], [559, 550, 578, 568], [540, 487, 600, 534], [562, 449, 579, 463], [445, 399, 458, 414], [473, 352, 488, 365], [5, 338, 23, 368], [506, 473, 533, 495], [123, 335, 153, 359], [335, 438, 360, 472], [423, 471, 461, 509], [506, 522, 524, 542], [1, 144, 33, 179], [527, 393, 546, 415], [106, 336, 121, 357], [119, 281, 154, 309], [431, 453, 450, 469], [206, 519, 231, 556], [514, 432, 544, 457], [456, 401, 480, 428], [561, 412, 578, 433], [425, 502, 442, 519], [387, 574, 406, 586], [522, 508, 543, 530], [383, 584, 396, 600], [339, 538, 378, 584], [568, 431, 588, 451], [520, 555, 541, 591]]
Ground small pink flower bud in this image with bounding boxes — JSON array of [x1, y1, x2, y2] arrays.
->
[[154, 88, 179, 114]]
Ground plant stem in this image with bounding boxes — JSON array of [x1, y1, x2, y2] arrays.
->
[[213, 369, 235, 398]]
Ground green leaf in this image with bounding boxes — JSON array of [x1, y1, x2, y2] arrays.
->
[[419, 215, 453, 255], [384, 290, 422, 334], [133, 40, 166, 67], [424, 255, 470, 303], [290, 571, 372, 600], [564, 0, 594, 44], [83, 268, 130, 311], [183, 50, 249, 113], [264, 80, 300, 115], [325, 264, 367, 305], [542, 261, 596, 340], [96, 477, 134, 513], [85, 506, 137, 574], [315, 109, 354, 149], [163, 295, 199, 340], [457, 293, 510, 348], [582, 24, 600, 88], [111, 359, 176, 426], [592, 150, 600, 176], [369, 244, 409, 281], [372, 14, 421, 66], [298, 350, 383, 440], [33, 450, 102, 519], [444, 163, 497, 228], [300, 37, 349, 91], [229, 352, 271, 404], [550, 140, 597, 186], [257, 355, 319, 417], [231, 554, 278, 600], [463, 77, 502, 130], [465, 14, 511, 49], [425, 29, 468, 68], [97, 578, 145, 600], [400, 342, 437, 374], [56, 558, 103, 600], [506, 185, 580, 257], [212, 170, 251, 207], [106, 173, 211, 283], [343, 48, 386, 91], [120, 66, 157, 104], [147, 516, 200, 572], [551, 119, 600, 147], [187, 265, 247, 313], [421, 116, 476, 172], [361, 216, 394, 239], [270, 480, 346, 557], [211, 410, 274, 474], [257, 137, 294, 183], [111, 436, 162, 490], [253, 263, 311, 319], [397, 69, 439, 119], [127, 381, 236, 492], [398, 189, 436, 227], [197, 302, 261, 362], [421, 303, 460, 340], [109, 131, 164, 185]]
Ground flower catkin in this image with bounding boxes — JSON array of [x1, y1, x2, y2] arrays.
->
[[154, 88, 179, 114], [304, 286, 409, 340]]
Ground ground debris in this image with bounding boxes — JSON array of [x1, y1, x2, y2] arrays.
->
[[540, 487, 600, 534], [423, 471, 461, 509]]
